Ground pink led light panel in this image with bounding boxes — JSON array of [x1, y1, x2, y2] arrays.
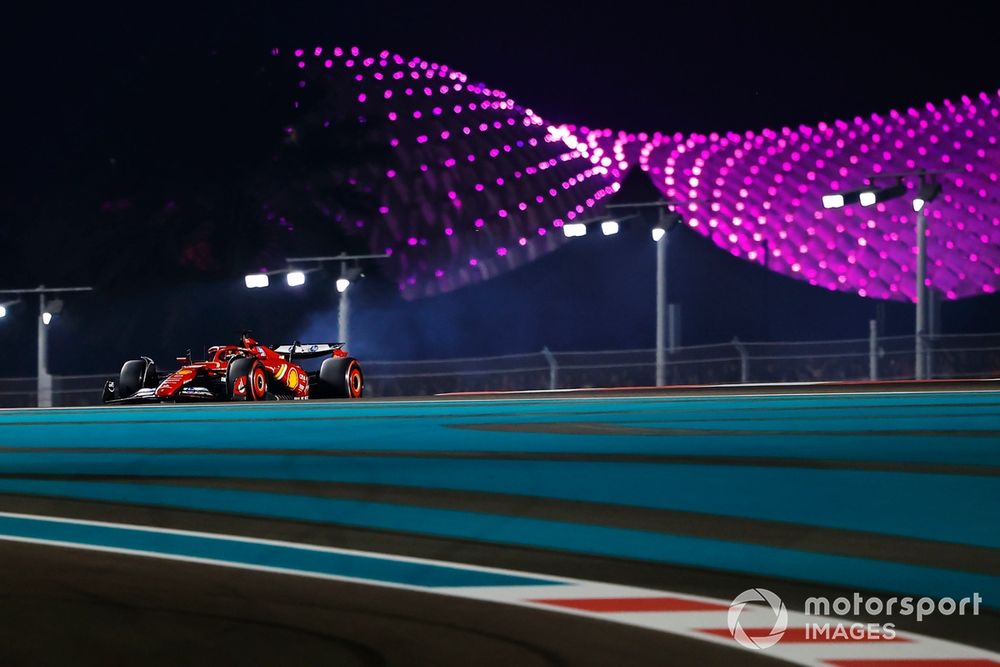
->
[[279, 46, 999, 301]]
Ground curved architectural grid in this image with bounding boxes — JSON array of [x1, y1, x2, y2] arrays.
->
[[641, 97, 1000, 301], [279, 46, 999, 301], [280, 46, 636, 298]]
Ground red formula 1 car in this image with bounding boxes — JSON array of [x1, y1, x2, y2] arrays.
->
[[102, 333, 364, 403]]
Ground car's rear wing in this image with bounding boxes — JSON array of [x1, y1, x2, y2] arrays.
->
[[273, 343, 345, 360]]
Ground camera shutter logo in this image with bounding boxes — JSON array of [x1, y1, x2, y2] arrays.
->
[[728, 588, 788, 649]]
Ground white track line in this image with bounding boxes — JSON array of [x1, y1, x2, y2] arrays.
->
[[0, 511, 995, 666]]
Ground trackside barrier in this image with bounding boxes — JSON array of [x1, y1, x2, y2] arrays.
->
[[1, 332, 999, 406]]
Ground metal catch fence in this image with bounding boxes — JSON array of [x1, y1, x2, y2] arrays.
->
[[2, 332, 998, 406]]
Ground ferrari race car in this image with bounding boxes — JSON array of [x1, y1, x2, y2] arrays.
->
[[102, 333, 364, 403]]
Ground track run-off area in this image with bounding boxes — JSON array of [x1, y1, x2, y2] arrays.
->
[[0, 386, 998, 665]]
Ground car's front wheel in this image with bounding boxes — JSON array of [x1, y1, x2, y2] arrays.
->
[[116, 358, 156, 399], [227, 358, 273, 401]]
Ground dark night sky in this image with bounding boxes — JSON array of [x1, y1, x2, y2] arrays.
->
[[9, 1, 1000, 230], [2, 1, 999, 374], [9, 2, 1000, 135]]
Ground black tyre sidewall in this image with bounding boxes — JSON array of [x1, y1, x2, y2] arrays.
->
[[316, 357, 363, 399], [117, 360, 147, 399], [226, 357, 256, 400]]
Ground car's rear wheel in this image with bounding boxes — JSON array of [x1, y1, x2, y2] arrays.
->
[[314, 357, 364, 399]]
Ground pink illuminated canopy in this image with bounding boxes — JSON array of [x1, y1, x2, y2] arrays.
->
[[277, 45, 999, 302]]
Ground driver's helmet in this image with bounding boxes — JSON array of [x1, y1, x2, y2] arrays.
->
[[219, 348, 239, 362]]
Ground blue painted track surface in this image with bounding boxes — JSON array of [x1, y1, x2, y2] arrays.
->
[[0, 390, 997, 603]]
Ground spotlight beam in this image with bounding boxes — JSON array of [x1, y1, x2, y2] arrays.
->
[[281, 253, 391, 343]]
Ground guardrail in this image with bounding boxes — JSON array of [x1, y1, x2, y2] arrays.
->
[[2, 332, 998, 406]]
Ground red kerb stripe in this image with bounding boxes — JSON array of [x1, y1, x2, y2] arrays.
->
[[530, 596, 729, 612]]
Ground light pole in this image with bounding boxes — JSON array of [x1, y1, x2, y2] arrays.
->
[[822, 171, 944, 380], [655, 212, 668, 385], [911, 178, 942, 379], [283, 252, 390, 344], [336, 262, 355, 344], [0, 285, 94, 407], [914, 202, 928, 379], [607, 201, 683, 386]]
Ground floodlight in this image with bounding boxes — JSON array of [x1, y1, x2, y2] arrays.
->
[[600, 220, 619, 236], [822, 187, 872, 209], [917, 180, 942, 204], [244, 273, 269, 289], [562, 223, 587, 238], [651, 226, 666, 242], [336, 278, 351, 293], [286, 271, 306, 287], [822, 194, 845, 209], [42, 312, 53, 325], [859, 191, 877, 207], [0, 299, 16, 319], [912, 180, 941, 213]]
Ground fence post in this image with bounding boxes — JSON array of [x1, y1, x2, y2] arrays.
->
[[927, 289, 940, 379], [869, 319, 878, 381], [37, 292, 53, 408], [541, 347, 558, 390], [732, 337, 749, 383], [668, 303, 681, 353], [666, 303, 680, 386]]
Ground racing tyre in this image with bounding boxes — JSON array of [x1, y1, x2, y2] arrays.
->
[[226, 357, 252, 400], [116, 359, 155, 399], [227, 358, 271, 401], [315, 357, 363, 399]]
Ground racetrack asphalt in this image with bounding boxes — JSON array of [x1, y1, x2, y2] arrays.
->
[[0, 384, 998, 665]]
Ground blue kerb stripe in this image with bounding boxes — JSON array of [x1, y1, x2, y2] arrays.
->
[[1, 454, 995, 548], [3, 389, 996, 423], [0, 480, 995, 605], [2, 393, 998, 466], [0, 513, 562, 589]]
